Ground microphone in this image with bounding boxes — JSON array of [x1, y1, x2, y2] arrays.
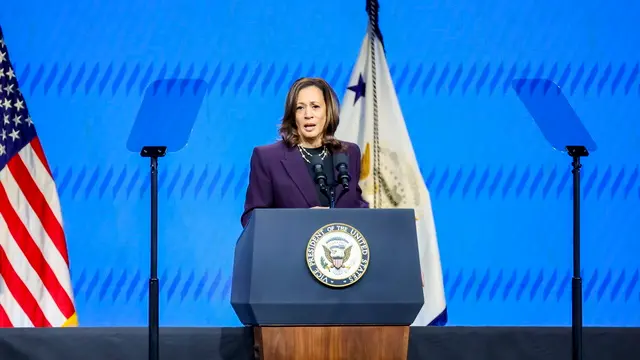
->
[[310, 156, 328, 190], [334, 152, 351, 191]]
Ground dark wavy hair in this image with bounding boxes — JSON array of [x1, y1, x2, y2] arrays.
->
[[278, 77, 346, 152]]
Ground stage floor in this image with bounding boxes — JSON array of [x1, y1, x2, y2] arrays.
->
[[0, 326, 637, 360]]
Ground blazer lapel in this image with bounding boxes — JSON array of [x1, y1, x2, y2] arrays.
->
[[281, 146, 319, 207]]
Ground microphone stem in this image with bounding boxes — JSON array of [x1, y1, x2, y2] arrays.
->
[[329, 185, 336, 208]]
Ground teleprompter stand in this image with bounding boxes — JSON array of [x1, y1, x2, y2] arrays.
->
[[140, 146, 167, 360], [566, 145, 588, 360]]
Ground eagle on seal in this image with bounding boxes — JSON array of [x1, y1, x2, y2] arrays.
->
[[323, 244, 352, 269]]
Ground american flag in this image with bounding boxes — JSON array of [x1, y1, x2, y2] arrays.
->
[[0, 27, 77, 327]]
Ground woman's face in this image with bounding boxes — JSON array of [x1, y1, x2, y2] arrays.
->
[[295, 86, 327, 148]]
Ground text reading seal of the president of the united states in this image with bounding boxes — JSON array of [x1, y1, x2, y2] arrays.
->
[[305, 223, 370, 288]]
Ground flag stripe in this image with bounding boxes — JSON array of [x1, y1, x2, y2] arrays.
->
[[0, 159, 73, 302], [0, 182, 74, 320], [0, 245, 50, 327], [0, 302, 12, 327], [21, 141, 62, 224], [9, 147, 68, 264], [0, 208, 66, 326], [0, 275, 31, 327], [28, 137, 53, 177]]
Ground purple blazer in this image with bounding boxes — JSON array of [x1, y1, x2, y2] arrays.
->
[[241, 140, 369, 227]]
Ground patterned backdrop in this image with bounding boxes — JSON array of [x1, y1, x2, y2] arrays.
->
[[1, 0, 639, 327]]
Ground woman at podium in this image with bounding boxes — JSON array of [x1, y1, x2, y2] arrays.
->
[[241, 77, 369, 227]]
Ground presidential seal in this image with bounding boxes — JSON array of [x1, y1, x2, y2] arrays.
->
[[305, 223, 370, 288]]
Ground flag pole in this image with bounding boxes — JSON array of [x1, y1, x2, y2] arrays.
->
[[366, 0, 382, 208], [140, 145, 167, 360], [566, 145, 587, 360]]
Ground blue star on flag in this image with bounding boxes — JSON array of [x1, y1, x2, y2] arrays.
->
[[347, 73, 365, 105]]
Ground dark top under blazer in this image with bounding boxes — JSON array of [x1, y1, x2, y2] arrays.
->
[[302, 145, 335, 207], [241, 140, 370, 227]]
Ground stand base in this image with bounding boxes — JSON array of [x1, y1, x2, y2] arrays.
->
[[253, 325, 409, 360]]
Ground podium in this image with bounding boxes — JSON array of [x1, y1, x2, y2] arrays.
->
[[230, 208, 424, 360]]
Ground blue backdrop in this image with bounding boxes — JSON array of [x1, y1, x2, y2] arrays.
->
[[1, 0, 638, 327]]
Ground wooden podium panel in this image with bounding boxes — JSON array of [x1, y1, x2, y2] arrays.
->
[[253, 326, 409, 360]]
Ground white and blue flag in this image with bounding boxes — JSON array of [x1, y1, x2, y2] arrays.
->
[[335, 27, 448, 326]]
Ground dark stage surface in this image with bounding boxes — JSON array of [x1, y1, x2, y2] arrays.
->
[[0, 326, 637, 360]]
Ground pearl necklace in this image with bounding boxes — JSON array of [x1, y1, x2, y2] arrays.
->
[[297, 144, 328, 163]]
